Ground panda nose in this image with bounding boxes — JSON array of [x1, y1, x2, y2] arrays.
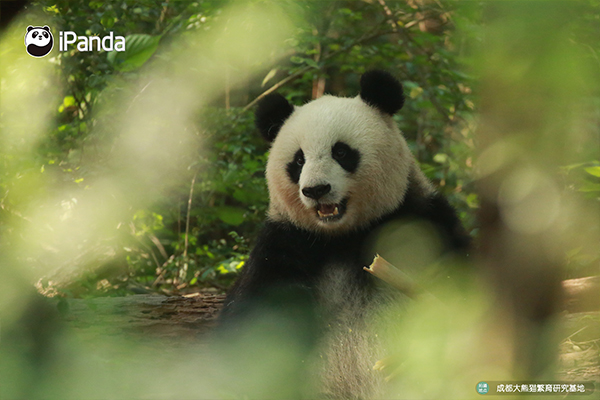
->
[[302, 184, 331, 200]]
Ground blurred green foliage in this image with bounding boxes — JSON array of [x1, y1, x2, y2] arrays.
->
[[1, 2, 599, 399], [2, 0, 598, 297]]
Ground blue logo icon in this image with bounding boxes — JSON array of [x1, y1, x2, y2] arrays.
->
[[477, 382, 489, 395]]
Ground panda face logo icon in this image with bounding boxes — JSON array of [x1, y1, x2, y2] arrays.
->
[[25, 25, 54, 57]]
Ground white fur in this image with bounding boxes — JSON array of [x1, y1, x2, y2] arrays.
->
[[308, 263, 410, 399], [266, 95, 426, 234]]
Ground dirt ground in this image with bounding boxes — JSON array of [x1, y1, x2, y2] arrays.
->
[[57, 288, 600, 384]]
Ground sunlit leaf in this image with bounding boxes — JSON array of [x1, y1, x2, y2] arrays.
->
[[63, 96, 76, 107], [584, 166, 600, 177], [261, 68, 278, 87], [433, 153, 448, 164]]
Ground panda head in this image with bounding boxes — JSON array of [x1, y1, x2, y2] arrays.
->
[[257, 70, 422, 235], [24, 26, 54, 58]]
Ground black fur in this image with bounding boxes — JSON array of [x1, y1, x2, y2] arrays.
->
[[286, 149, 304, 184], [220, 183, 470, 322], [255, 93, 294, 142], [332, 142, 360, 173], [359, 70, 405, 115]]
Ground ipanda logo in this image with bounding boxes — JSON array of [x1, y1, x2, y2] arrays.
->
[[59, 31, 126, 52], [25, 25, 126, 57], [25, 25, 54, 57]]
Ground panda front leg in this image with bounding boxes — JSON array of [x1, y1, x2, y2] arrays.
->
[[216, 221, 324, 398], [219, 221, 324, 334]]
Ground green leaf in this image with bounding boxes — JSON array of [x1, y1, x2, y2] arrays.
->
[[290, 56, 320, 69], [466, 193, 479, 209], [584, 166, 600, 177], [409, 87, 423, 99], [63, 96, 76, 107], [433, 153, 448, 164], [402, 80, 419, 89], [200, 269, 213, 280], [232, 188, 250, 203], [214, 206, 245, 226], [578, 182, 600, 192], [217, 265, 229, 274], [304, 58, 320, 69], [101, 16, 116, 29], [107, 34, 161, 72]]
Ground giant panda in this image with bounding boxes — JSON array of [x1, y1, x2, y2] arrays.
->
[[219, 70, 470, 399]]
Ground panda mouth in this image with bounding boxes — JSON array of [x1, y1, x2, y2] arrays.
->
[[316, 199, 348, 222]]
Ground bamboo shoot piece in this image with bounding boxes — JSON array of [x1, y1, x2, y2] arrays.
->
[[363, 254, 424, 300]]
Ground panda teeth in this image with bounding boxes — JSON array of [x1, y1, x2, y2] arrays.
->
[[317, 206, 339, 218]]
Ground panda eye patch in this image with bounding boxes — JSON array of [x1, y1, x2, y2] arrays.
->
[[332, 142, 360, 173], [286, 149, 304, 184], [43, 32, 49, 38], [32, 32, 38, 38]]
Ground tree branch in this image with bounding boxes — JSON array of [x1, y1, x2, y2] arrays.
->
[[243, 28, 397, 112], [183, 172, 197, 258]]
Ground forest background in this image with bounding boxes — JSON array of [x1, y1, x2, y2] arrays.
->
[[1, 0, 599, 299]]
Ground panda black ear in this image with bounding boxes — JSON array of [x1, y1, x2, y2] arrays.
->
[[359, 70, 404, 115], [255, 93, 294, 142], [27, 26, 34, 32], [43, 26, 50, 32]]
